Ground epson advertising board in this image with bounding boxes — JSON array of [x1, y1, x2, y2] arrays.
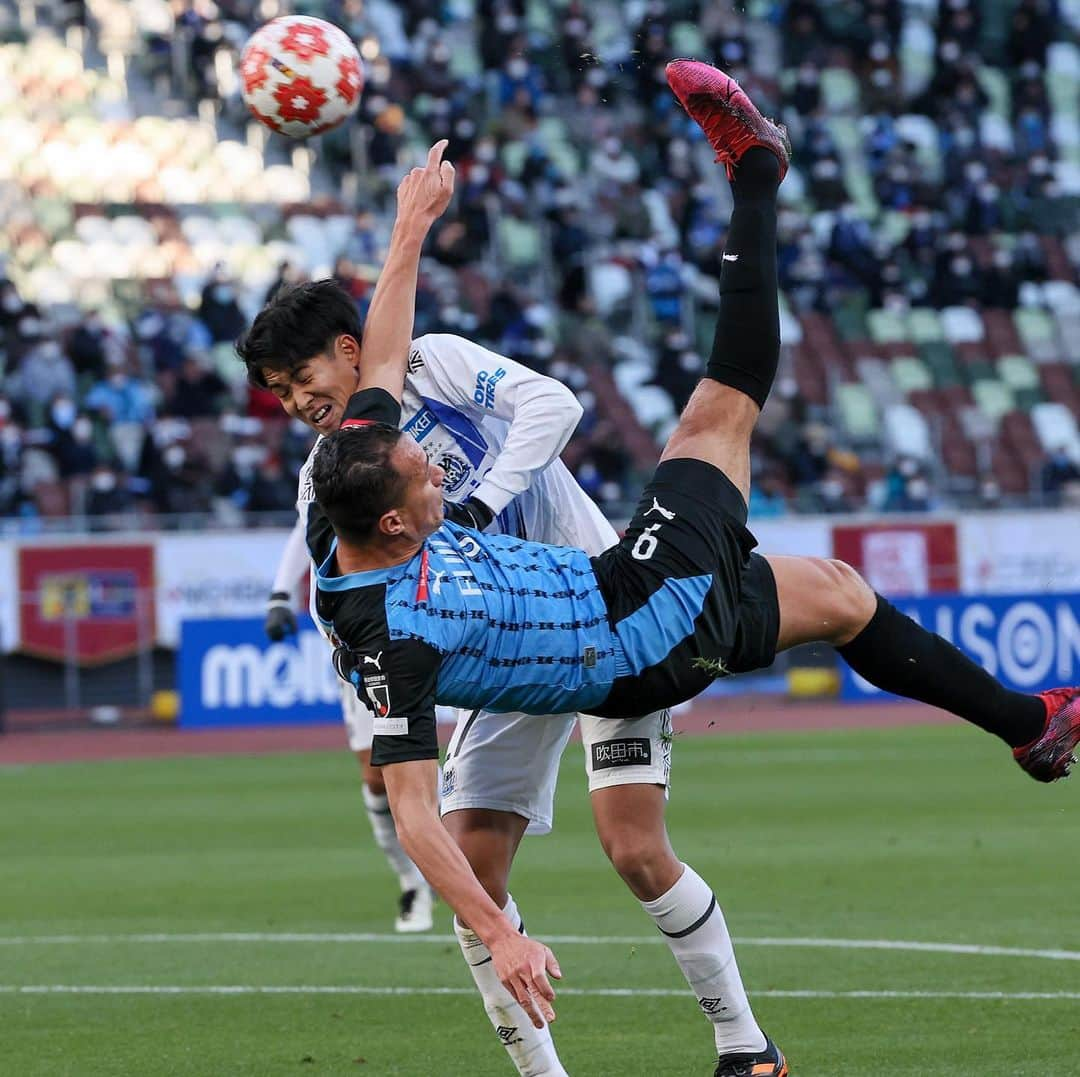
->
[[179, 617, 341, 728], [842, 592, 1080, 700]]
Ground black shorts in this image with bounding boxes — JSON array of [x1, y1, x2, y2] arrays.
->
[[591, 458, 780, 719]]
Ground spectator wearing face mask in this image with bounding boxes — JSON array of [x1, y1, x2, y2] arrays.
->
[[5, 339, 77, 419], [85, 465, 132, 517], [198, 265, 246, 344], [45, 398, 98, 479], [84, 366, 155, 425]]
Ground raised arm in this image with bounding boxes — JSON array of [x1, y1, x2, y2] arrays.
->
[[357, 141, 455, 402]]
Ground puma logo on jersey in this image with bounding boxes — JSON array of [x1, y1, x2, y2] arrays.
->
[[722, 252, 739, 262], [644, 498, 676, 521], [362, 651, 383, 670], [429, 569, 447, 595]]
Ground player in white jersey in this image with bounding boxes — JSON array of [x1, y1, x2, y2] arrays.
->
[[242, 143, 775, 1075]]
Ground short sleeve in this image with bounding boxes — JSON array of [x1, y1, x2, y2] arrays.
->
[[334, 636, 442, 766], [342, 387, 402, 427]]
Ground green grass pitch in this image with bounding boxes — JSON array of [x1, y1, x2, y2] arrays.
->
[[2, 724, 1078, 1076]]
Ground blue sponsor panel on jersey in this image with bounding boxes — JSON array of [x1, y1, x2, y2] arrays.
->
[[840, 592, 1080, 700], [178, 616, 341, 728]]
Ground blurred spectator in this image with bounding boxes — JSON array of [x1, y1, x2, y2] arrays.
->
[[1041, 447, 1080, 506], [199, 265, 246, 345]]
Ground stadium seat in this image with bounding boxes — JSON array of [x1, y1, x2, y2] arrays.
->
[[1031, 402, 1080, 456], [890, 356, 933, 395], [835, 382, 880, 442], [941, 306, 985, 343], [972, 380, 1016, 424], [907, 307, 945, 344], [883, 403, 932, 461], [1014, 307, 1060, 362], [867, 308, 908, 344]]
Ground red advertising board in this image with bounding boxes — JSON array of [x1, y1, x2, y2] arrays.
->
[[17, 545, 155, 663], [832, 522, 959, 596]]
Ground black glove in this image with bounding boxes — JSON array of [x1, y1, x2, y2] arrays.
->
[[264, 592, 298, 641], [443, 496, 495, 531]]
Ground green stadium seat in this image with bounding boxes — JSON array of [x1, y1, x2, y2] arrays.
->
[[670, 22, 706, 58], [821, 68, 860, 112], [1014, 307, 1059, 360], [961, 360, 997, 385], [907, 307, 944, 343], [867, 308, 908, 344], [972, 380, 1016, 423], [891, 356, 933, 395], [833, 297, 868, 341], [919, 340, 962, 387], [835, 382, 879, 441], [997, 354, 1040, 392]]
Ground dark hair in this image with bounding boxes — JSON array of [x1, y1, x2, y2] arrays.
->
[[311, 423, 408, 544], [235, 279, 363, 388]]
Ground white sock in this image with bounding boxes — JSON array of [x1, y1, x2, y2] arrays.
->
[[454, 895, 568, 1077], [641, 864, 766, 1057], [361, 785, 424, 892]]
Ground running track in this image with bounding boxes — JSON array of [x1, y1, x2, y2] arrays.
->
[[0, 697, 954, 766]]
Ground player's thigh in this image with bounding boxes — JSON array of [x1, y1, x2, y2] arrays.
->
[[440, 709, 577, 836], [659, 380, 760, 501], [767, 554, 876, 650], [579, 709, 673, 793]]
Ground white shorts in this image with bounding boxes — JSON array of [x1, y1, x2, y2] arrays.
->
[[439, 707, 673, 836]]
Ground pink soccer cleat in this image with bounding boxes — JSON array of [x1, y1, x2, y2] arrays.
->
[[666, 58, 790, 183], [1013, 687, 1080, 782]]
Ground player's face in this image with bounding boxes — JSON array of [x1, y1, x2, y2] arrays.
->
[[261, 334, 361, 434], [384, 437, 445, 542]]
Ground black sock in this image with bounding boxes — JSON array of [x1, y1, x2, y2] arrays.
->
[[838, 595, 1048, 748], [705, 147, 780, 410]]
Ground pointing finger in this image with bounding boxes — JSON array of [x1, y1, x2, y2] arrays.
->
[[426, 138, 449, 170]]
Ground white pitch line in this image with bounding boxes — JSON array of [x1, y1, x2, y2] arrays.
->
[[0, 933, 1077, 962], [1, 985, 1078, 1002]]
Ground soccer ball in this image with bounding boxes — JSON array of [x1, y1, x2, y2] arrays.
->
[[239, 16, 363, 139]]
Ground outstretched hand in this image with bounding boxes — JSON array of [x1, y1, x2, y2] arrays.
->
[[396, 139, 455, 231], [489, 932, 562, 1029]]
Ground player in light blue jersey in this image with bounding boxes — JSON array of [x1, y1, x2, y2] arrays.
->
[[303, 65, 1079, 1073], [243, 140, 778, 1075]]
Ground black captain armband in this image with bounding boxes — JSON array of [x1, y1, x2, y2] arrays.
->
[[443, 496, 495, 532], [342, 386, 403, 427]]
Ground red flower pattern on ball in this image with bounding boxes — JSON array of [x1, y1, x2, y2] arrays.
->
[[336, 55, 362, 105], [240, 46, 270, 93], [279, 21, 330, 62], [273, 77, 328, 125]]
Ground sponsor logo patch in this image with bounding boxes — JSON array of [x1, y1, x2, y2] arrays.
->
[[473, 367, 507, 409], [591, 737, 652, 770], [583, 645, 597, 668]]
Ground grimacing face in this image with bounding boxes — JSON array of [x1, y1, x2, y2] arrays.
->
[[261, 334, 361, 434], [384, 436, 446, 543]]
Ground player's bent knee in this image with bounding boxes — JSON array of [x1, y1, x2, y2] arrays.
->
[[599, 827, 680, 900], [821, 558, 876, 644]]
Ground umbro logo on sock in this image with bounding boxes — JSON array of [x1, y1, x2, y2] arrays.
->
[[698, 996, 729, 1015], [496, 1025, 523, 1046]]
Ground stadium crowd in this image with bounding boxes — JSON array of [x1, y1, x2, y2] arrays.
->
[[1, 0, 1079, 531]]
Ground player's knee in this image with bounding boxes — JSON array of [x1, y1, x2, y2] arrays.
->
[[600, 827, 677, 900], [818, 558, 876, 644]]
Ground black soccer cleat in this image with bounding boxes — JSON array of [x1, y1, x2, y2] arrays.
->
[[714, 1036, 789, 1077]]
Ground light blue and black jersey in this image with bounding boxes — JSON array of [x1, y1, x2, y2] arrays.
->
[[312, 388, 782, 767]]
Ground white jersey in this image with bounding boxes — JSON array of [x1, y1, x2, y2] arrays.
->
[[273, 333, 619, 620]]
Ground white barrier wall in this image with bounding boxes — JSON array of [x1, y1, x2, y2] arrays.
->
[[1, 510, 1078, 653]]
